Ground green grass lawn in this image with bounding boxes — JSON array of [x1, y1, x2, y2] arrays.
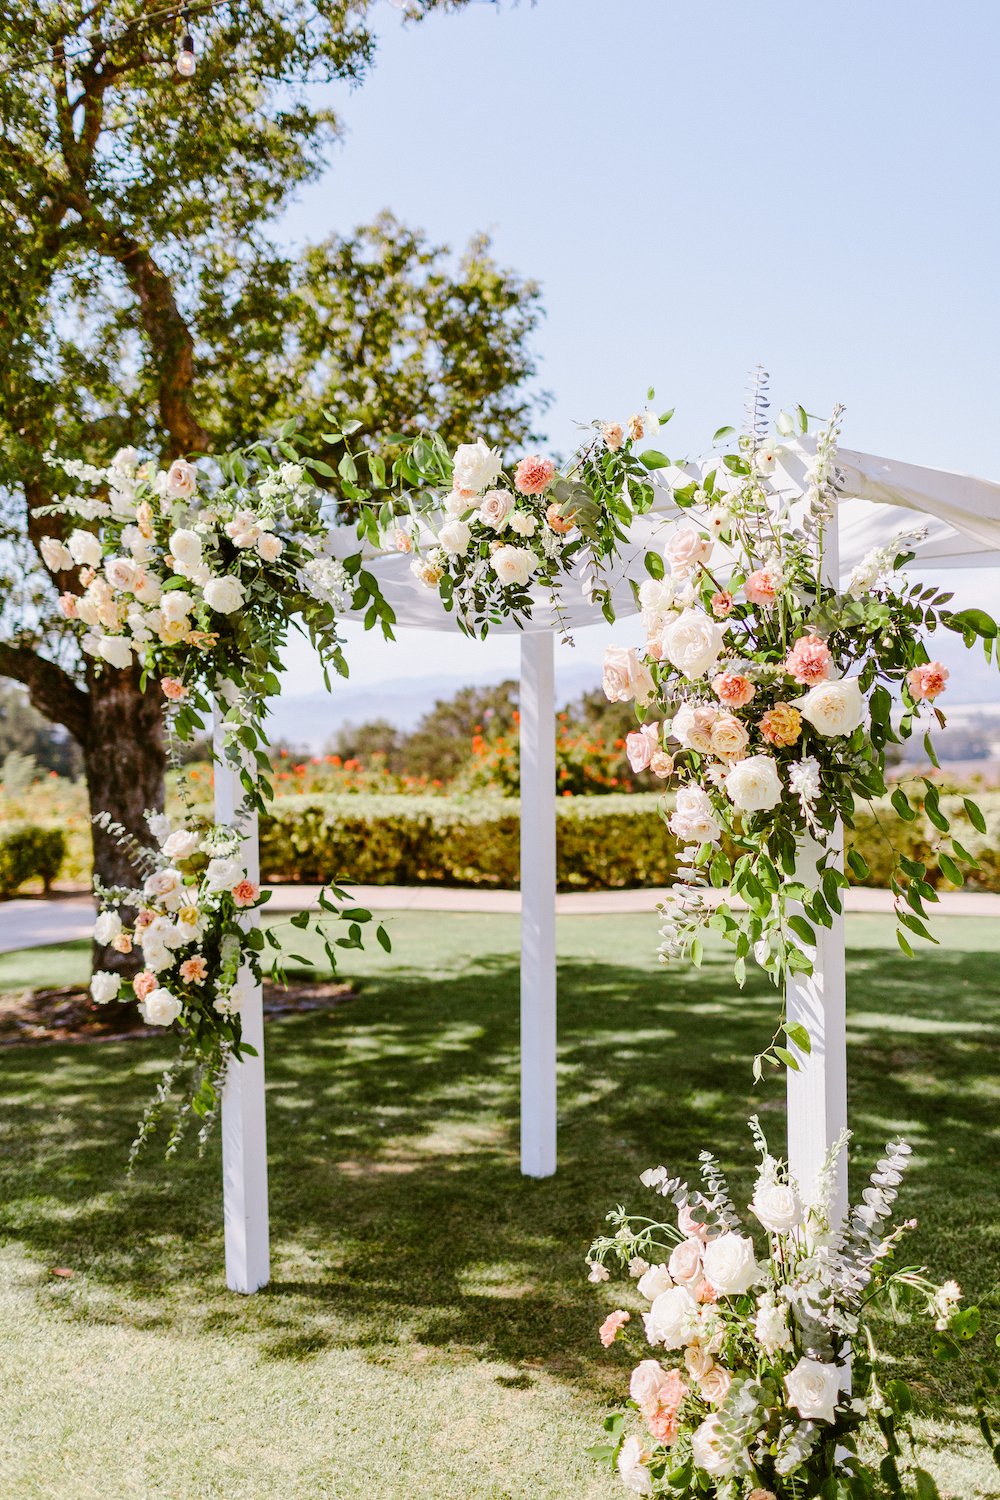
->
[[0, 912, 997, 1499]]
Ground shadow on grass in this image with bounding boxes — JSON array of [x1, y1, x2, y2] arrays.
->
[[0, 940, 997, 1398]]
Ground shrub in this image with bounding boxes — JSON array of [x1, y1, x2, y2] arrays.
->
[[0, 824, 68, 895]]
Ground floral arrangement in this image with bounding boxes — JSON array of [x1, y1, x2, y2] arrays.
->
[[601, 389, 997, 1066], [343, 402, 673, 638], [586, 1120, 983, 1499]]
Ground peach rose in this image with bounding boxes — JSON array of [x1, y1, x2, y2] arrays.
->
[[545, 501, 576, 534], [760, 702, 803, 748], [907, 661, 949, 701], [745, 568, 781, 607], [699, 1365, 732, 1406], [627, 413, 645, 442], [602, 422, 624, 451], [232, 880, 259, 908], [394, 528, 414, 553], [603, 646, 655, 706], [160, 677, 187, 701], [180, 956, 208, 985], [513, 455, 555, 495], [111, 933, 133, 955], [646, 1405, 680, 1445], [710, 714, 750, 761], [712, 671, 755, 708], [710, 590, 733, 618], [598, 1309, 631, 1347], [785, 634, 833, 686], [649, 749, 675, 780], [133, 970, 157, 1000]]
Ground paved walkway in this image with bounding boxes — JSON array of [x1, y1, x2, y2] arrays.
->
[[2, 884, 1000, 954]]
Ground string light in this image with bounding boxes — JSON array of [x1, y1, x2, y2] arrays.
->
[[176, 6, 196, 77], [6, 0, 227, 75]]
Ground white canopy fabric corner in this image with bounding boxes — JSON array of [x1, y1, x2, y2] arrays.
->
[[217, 443, 1000, 1293]]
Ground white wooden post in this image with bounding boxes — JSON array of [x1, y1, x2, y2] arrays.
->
[[213, 702, 270, 1293], [786, 516, 848, 1225], [519, 630, 557, 1178]]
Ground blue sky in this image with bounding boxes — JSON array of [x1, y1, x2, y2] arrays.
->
[[273, 0, 1000, 718]]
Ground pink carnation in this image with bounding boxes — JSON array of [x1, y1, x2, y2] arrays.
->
[[711, 671, 756, 708], [513, 454, 556, 495], [745, 568, 780, 607], [133, 970, 157, 1001], [785, 634, 833, 686], [232, 880, 260, 908], [641, 1368, 688, 1444], [161, 677, 188, 702], [180, 956, 208, 985], [710, 590, 734, 618], [598, 1309, 631, 1347], [907, 661, 949, 701]]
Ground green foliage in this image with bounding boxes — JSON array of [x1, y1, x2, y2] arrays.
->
[[0, 823, 67, 894]]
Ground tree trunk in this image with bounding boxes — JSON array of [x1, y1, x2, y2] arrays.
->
[[83, 666, 166, 984]]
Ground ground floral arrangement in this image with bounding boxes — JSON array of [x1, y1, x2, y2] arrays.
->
[[586, 1122, 988, 1500], [601, 385, 998, 1073]]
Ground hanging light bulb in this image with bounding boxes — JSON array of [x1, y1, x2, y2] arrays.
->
[[176, 7, 196, 76]]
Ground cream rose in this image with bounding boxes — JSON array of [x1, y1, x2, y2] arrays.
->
[[668, 785, 722, 845], [751, 1180, 803, 1234], [724, 755, 783, 813], [40, 537, 73, 572], [671, 701, 718, 753], [490, 544, 538, 589], [169, 528, 203, 567], [616, 1436, 653, 1496], [140, 987, 184, 1027], [701, 1232, 760, 1295], [94, 910, 122, 945], [664, 526, 713, 575], [684, 1345, 714, 1380], [478, 489, 514, 530], [160, 589, 194, 623], [204, 855, 243, 893], [644, 1285, 699, 1349], [452, 438, 503, 494], [68, 529, 102, 568], [797, 676, 865, 738], [690, 1414, 737, 1479], [602, 646, 655, 706], [661, 610, 726, 679], [143, 867, 185, 909], [163, 458, 198, 499], [710, 714, 750, 762], [668, 1238, 703, 1287], [629, 1359, 670, 1408], [257, 533, 284, 563], [90, 970, 122, 1005], [203, 576, 246, 614], [637, 1262, 674, 1302], [97, 635, 133, 671], [699, 1365, 733, 1406], [162, 829, 201, 862], [437, 519, 472, 555], [784, 1356, 840, 1424], [104, 556, 140, 593]]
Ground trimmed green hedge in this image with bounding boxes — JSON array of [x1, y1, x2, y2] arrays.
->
[[259, 790, 1000, 892], [0, 824, 68, 895]]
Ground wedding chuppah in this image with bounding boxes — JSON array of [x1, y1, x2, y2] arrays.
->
[[34, 385, 1000, 1499]]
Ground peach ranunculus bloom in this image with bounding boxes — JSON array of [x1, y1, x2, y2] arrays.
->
[[710, 590, 734, 618], [179, 956, 208, 985], [602, 422, 624, 451], [711, 671, 756, 708], [784, 634, 833, 686], [760, 702, 802, 747], [513, 455, 556, 495], [160, 677, 188, 701], [627, 413, 645, 442], [232, 880, 260, 908], [907, 661, 949, 701], [133, 970, 157, 1001], [744, 568, 781, 607], [598, 1309, 631, 1347]]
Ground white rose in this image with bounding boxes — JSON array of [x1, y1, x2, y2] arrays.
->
[[162, 829, 201, 861], [479, 488, 514, 530], [724, 754, 783, 813], [602, 646, 655, 706], [113, 445, 138, 473], [699, 1365, 733, 1406], [629, 1359, 669, 1407], [798, 677, 865, 738], [160, 589, 194, 623], [784, 1356, 841, 1424], [104, 556, 139, 593], [638, 577, 674, 614], [68, 529, 102, 568], [142, 941, 173, 973], [40, 536, 73, 572], [661, 609, 726, 679], [205, 855, 243, 892], [93, 910, 122, 945], [616, 1436, 653, 1496], [143, 868, 185, 910], [163, 458, 198, 499], [637, 1262, 674, 1302], [668, 1238, 703, 1287], [509, 511, 537, 537], [644, 1285, 699, 1349], [203, 576, 246, 614], [452, 438, 503, 494], [169, 528, 203, 568], [133, 571, 162, 605], [256, 533, 284, 563], [709, 714, 750, 762], [438, 519, 472, 555], [97, 635, 133, 671], [701, 1232, 760, 1296], [445, 490, 472, 518], [751, 1180, 803, 1234], [668, 785, 722, 845], [90, 970, 122, 1005], [490, 544, 538, 589], [754, 1294, 792, 1355], [684, 1345, 714, 1380], [690, 1414, 737, 1479], [140, 987, 184, 1027]]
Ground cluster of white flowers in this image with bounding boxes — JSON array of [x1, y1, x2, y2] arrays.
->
[[847, 524, 930, 600]]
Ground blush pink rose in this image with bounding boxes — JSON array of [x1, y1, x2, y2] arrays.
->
[[626, 723, 660, 773], [745, 568, 781, 607], [599, 1309, 631, 1347], [232, 880, 259, 908], [678, 1205, 709, 1240], [161, 677, 188, 701], [785, 634, 833, 686], [711, 671, 755, 708], [133, 970, 157, 1001], [58, 592, 78, 619], [513, 455, 556, 495], [907, 662, 949, 701], [664, 526, 712, 575]]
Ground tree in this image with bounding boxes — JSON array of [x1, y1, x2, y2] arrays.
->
[[0, 0, 546, 968], [403, 680, 519, 780]]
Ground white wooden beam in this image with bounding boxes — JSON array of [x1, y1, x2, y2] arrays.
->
[[519, 631, 557, 1178], [213, 702, 270, 1293]]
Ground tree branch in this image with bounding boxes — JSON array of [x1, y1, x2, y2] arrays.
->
[[0, 643, 89, 744]]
